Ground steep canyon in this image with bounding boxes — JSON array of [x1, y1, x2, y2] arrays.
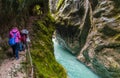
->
[[0, 0, 120, 78], [50, 0, 120, 78]]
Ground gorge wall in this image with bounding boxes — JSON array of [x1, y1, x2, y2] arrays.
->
[[50, 0, 120, 78]]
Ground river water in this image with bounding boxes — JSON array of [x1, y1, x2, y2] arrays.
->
[[53, 39, 99, 78]]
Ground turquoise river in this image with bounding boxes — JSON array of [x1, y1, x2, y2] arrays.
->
[[53, 38, 100, 78]]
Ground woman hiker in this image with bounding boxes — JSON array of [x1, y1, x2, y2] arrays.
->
[[9, 27, 21, 59]]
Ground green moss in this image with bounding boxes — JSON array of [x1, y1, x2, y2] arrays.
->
[[56, 0, 65, 11], [31, 14, 67, 78], [114, 34, 120, 41], [33, 5, 43, 15]]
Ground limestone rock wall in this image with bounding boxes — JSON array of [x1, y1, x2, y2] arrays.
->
[[50, 0, 120, 78], [50, 0, 97, 54]]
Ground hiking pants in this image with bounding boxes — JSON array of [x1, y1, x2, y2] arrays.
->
[[19, 42, 23, 51], [15, 43, 20, 59], [12, 45, 16, 56]]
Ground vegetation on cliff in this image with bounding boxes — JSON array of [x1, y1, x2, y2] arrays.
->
[[31, 14, 67, 78], [0, 0, 67, 78]]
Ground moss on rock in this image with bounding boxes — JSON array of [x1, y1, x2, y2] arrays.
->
[[31, 14, 67, 78], [56, 0, 65, 11], [114, 34, 120, 41]]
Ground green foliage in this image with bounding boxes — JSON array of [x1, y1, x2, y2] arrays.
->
[[32, 5, 43, 15], [0, 0, 49, 25]]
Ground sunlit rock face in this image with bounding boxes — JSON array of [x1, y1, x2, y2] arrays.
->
[[50, 0, 120, 78]]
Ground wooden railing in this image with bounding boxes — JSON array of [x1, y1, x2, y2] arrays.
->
[[26, 43, 34, 78]]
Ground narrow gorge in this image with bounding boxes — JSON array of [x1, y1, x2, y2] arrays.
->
[[50, 0, 120, 78], [0, 0, 120, 78]]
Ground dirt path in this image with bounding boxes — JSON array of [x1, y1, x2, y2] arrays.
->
[[0, 16, 36, 78], [0, 52, 26, 78]]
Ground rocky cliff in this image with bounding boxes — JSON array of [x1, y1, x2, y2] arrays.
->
[[50, 0, 120, 78]]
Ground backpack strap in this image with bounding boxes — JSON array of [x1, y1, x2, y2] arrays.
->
[[12, 32, 17, 41]]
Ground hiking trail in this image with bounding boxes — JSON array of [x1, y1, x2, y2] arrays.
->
[[0, 16, 36, 78], [0, 52, 26, 78]]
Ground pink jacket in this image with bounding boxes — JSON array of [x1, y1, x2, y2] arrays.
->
[[9, 28, 21, 43]]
